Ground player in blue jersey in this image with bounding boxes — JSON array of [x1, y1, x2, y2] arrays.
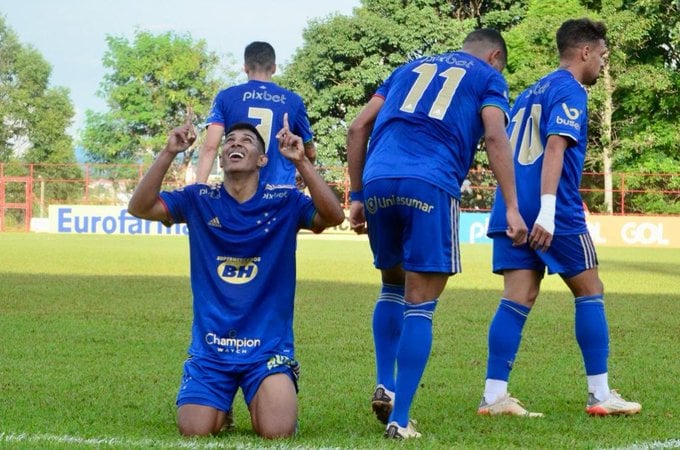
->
[[479, 18, 641, 417], [347, 29, 528, 439], [128, 111, 344, 438], [195, 41, 316, 186]]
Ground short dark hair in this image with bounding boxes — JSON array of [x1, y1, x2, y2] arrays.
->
[[556, 18, 607, 55], [226, 122, 266, 153], [244, 41, 276, 72], [463, 28, 508, 66]]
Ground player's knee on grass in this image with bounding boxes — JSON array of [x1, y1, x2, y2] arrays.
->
[[177, 404, 226, 437], [249, 373, 298, 439]]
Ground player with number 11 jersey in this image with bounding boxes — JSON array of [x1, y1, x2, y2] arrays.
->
[[363, 51, 510, 199]]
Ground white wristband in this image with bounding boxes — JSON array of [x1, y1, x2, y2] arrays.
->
[[534, 194, 556, 235]]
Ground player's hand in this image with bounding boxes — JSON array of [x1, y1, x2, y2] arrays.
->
[[529, 224, 553, 252], [349, 200, 367, 235], [276, 113, 305, 162], [166, 106, 197, 154], [505, 208, 528, 246]]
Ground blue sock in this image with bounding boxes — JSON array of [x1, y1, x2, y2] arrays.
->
[[372, 283, 405, 392], [390, 299, 438, 427], [486, 298, 531, 381], [575, 295, 609, 375]]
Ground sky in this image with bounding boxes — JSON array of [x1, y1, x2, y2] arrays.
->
[[0, 0, 362, 136]]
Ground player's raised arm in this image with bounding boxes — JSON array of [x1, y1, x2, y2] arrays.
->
[[128, 108, 197, 221], [276, 113, 344, 232]]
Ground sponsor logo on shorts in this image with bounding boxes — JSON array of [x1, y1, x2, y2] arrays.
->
[[365, 195, 435, 215], [267, 354, 300, 379]]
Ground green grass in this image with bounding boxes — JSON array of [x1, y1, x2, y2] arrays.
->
[[1, 233, 679, 449]]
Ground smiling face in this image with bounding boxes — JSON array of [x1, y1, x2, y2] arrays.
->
[[219, 128, 267, 173]]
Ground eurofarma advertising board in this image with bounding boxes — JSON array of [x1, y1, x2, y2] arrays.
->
[[39, 205, 680, 248], [45, 205, 188, 236]]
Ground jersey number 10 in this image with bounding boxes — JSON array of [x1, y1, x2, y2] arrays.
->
[[508, 104, 544, 165]]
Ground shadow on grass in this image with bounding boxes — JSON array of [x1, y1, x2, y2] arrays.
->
[[1, 273, 679, 448], [603, 258, 680, 277]]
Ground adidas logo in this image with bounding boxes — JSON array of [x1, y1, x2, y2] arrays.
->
[[208, 217, 222, 228]]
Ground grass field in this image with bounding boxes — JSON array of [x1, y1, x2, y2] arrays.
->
[[1, 233, 679, 449]]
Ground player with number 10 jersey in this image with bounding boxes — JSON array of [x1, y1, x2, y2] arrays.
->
[[487, 69, 589, 237]]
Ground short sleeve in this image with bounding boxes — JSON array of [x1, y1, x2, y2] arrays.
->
[[481, 72, 511, 123]]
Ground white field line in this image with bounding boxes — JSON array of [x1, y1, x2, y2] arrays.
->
[[3, 431, 677, 450], [0, 432, 346, 450], [603, 439, 680, 450]]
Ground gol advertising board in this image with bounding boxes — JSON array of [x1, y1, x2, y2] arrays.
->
[[585, 215, 679, 247]]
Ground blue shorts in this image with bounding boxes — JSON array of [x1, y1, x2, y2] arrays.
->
[[364, 178, 460, 274], [176, 354, 300, 412], [492, 232, 598, 278]]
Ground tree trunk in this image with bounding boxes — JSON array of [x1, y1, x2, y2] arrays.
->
[[602, 61, 614, 214]]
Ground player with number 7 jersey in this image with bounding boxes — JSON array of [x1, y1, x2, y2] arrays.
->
[[196, 42, 316, 186]]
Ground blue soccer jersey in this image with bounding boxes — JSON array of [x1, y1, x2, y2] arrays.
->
[[207, 80, 314, 186], [362, 51, 511, 199], [488, 69, 589, 236], [159, 182, 316, 364]]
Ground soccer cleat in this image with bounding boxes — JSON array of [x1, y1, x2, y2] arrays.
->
[[384, 420, 421, 439], [477, 393, 544, 417], [371, 384, 394, 424], [586, 390, 641, 416]]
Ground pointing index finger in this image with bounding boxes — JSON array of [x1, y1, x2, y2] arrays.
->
[[185, 105, 194, 127], [282, 112, 289, 132]]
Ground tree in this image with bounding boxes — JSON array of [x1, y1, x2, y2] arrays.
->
[[279, 0, 487, 172], [582, 0, 680, 213], [0, 15, 75, 164], [283, 0, 679, 213], [80, 30, 223, 169], [0, 15, 80, 215], [604, 0, 680, 171]]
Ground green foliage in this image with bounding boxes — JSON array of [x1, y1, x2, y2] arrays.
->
[[81, 30, 222, 163], [0, 15, 74, 164], [280, 1, 478, 169], [504, 0, 586, 93], [0, 16, 79, 210], [277, 0, 678, 213], [480, 2, 528, 31], [605, 3, 680, 172]]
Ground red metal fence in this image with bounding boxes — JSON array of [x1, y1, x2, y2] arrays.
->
[[1, 162, 679, 231]]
